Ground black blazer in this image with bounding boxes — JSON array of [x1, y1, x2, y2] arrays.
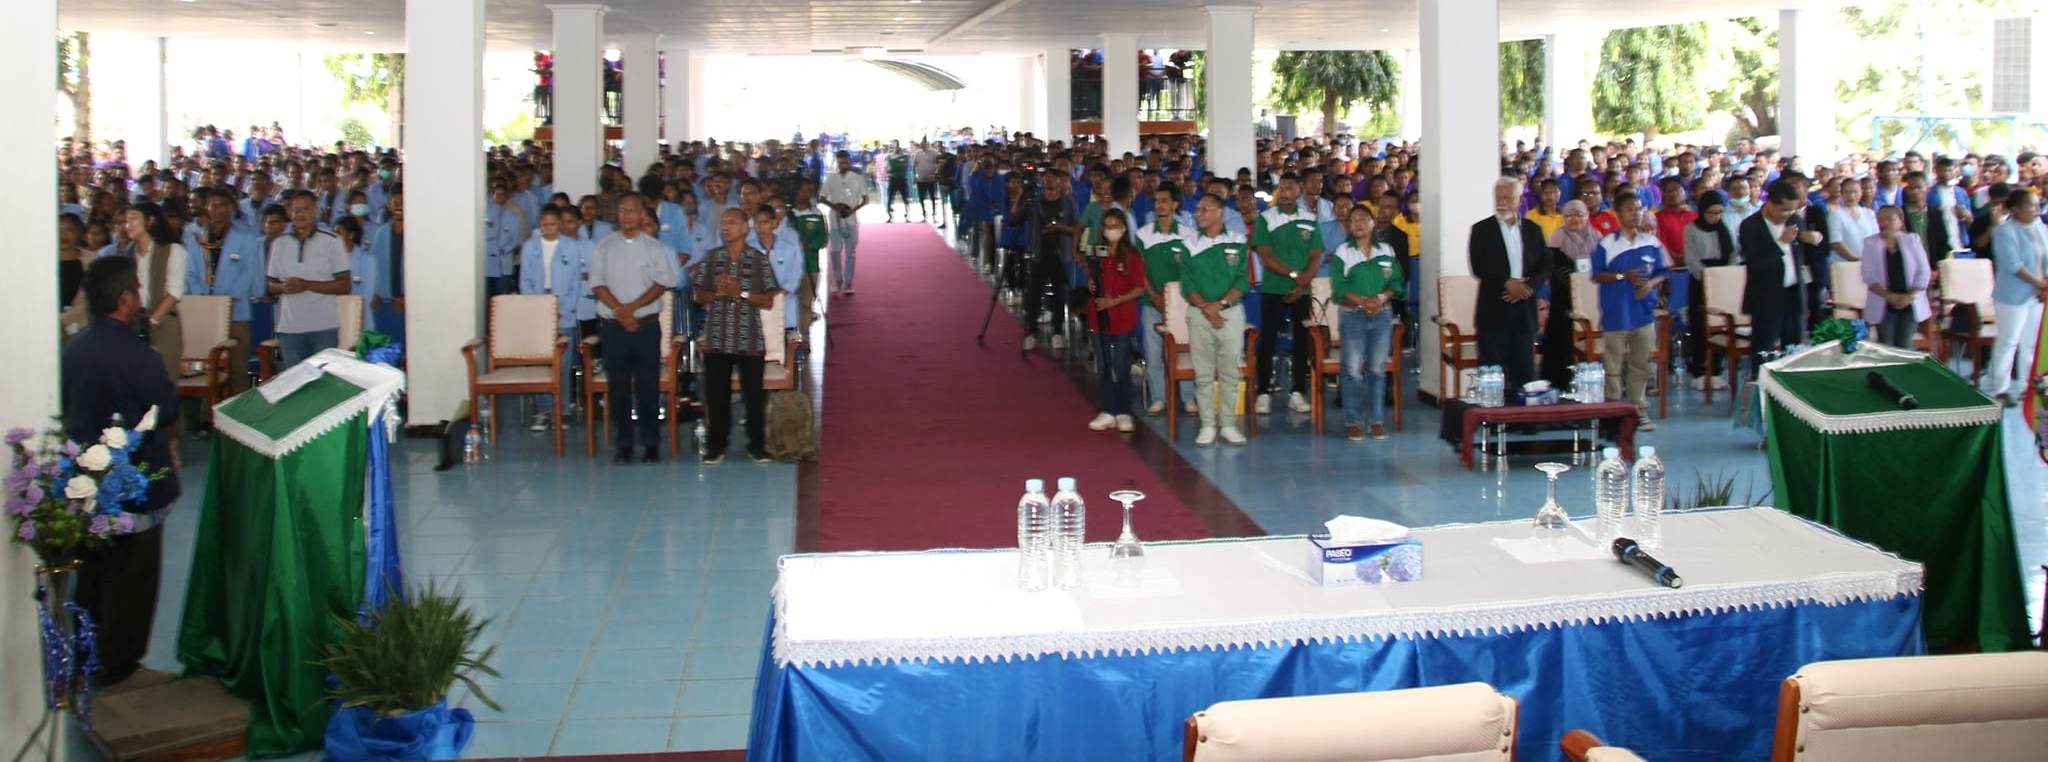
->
[[1468, 216, 1552, 331], [1737, 213, 1808, 322]]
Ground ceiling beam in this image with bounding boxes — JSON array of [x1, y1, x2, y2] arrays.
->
[[927, 0, 1027, 48]]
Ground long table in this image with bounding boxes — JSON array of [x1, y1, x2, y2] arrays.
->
[[747, 508, 1923, 762]]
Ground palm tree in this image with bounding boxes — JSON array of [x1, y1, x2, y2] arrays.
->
[[1270, 51, 1400, 136]]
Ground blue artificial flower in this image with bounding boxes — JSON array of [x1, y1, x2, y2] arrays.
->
[[1385, 545, 1423, 582], [1354, 558, 1384, 583], [98, 467, 147, 509]]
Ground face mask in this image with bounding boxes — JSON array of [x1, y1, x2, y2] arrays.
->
[[1962, 165, 1978, 179], [377, 169, 393, 181], [350, 203, 371, 217], [1103, 228, 1125, 243]]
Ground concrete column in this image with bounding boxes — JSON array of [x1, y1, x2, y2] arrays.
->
[[1542, 32, 1596, 146], [1, 0, 59, 754], [1017, 55, 1042, 138], [661, 45, 691, 145], [1205, 6, 1258, 179], [619, 33, 659, 174], [1778, 9, 1837, 163], [550, 4, 607, 200], [1398, 48, 1421, 141], [404, 0, 487, 426], [125, 36, 169, 168], [1418, 0, 1501, 401], [1101, 33, 1139, 157], [686, 55, 708, 141], [1044, 46, 1072, 145]]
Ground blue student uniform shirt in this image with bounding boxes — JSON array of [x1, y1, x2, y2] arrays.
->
[[486, 202, 525, 277], [348, 243, 380, 331], [1223, 207, 1248, 236], [519, 235, 592, 328], [368, 223, 399, 300], [182, 225, 268, 322], [749, 230, 805, 330], [657, 201, 692, 255], [683, 213, 718, 268], [1591, 231, 1668, 332], [366, 182, 397, 225]]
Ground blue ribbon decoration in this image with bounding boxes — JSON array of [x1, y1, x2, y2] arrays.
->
[[67, 602, 100, 731]]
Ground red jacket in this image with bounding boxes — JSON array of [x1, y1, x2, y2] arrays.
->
[[1088, 248, 1144, 335], [1655, 207, 1699, 264]]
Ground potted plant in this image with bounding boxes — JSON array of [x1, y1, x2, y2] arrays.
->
[[316, 581, 500, 762]]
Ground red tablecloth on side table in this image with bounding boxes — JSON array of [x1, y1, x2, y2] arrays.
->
[[1458, 401, 1640, 469]]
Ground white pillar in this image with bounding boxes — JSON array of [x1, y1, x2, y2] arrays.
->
[[661, 45, 691, 145], [1044, 46, 1072, 145], [1778, 9, 1837, 164], [1418, 0, 1501, 401], [1542, 32, 1596, 146], [619, 33, 659, 175], [1017, 55, 1041, 138], [404, 0, 487, 426], [126, 36, 169, 168], [2, 0, 59, 754], [1101, 33, 1139, 157], [1398, 48, 1421, 141], [550, 4, 606, 200], [686, 55, 708, 141], [1205, 6, 1258, 180]]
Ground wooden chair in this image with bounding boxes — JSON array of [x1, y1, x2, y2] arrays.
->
[[583, 292, 681, 457], [1561, 730, 1646, 762], [1936, 258, 1996, 382], [1701, 265, 1749, 406], [463, 294, 569, 457], [175, 295, 236, 426], [1827, 261, 1867, 322], [257, 295, 364, 380], [1770, 652, 2048, 762], [1434, 275, 1480, 402], [1305, 277, 1405, 434], [1568, 272, 1674, 418], [1183, 683, 1517, 762], [1158, 282, 1259, 441]]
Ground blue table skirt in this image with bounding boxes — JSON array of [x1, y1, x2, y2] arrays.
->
[[747, 596, 1921, 762]]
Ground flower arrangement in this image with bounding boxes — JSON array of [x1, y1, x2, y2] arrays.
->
[[6, 406, 166, 564]]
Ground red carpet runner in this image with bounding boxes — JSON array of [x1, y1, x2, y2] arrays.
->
[[814, 223, 1212, 551]]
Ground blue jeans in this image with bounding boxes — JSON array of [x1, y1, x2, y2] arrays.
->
[[1140, 303, 1189, 409], [1094, 331, 1136, 416], [1339, 309, 1394, 429], [276, 328, 340, 371]]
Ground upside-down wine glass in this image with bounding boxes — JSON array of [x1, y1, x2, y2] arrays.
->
[[1532, 462, 1572, 532], [1108, 489, 1147, 586]]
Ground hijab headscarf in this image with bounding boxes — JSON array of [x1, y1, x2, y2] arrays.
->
[[1692, 189, 1736, 266], [1548, 200, 1599, 264]]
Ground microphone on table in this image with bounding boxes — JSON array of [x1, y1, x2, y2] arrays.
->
[[1866, 371, 1918, 410], [1611, 538, 1683, 589]]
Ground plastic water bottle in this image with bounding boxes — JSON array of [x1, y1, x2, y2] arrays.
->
[[1016, 479, 1052, 592], [1632, 447, 1666, 550], [1050, 477, 1087, 590], [463, 426, 480, 463], [1595, 447, 1630, 542]]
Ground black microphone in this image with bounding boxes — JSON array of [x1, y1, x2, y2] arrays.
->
[[1611, 538, 1682, 589], [1866, 371, 1918, 410]]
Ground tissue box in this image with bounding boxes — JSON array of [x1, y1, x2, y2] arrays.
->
[[1518, 388, 1559, 406], [1305, 534, 1425, 586]]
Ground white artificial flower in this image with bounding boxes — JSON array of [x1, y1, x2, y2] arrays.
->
[[64, 475, 98, 501], [76, 444, 111, 472], [99, 427, 129, 450], [135, 406, 159, 434]]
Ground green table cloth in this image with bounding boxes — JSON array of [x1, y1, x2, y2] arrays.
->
[[1761, 341, 2027, 652], [177, 350, 405, 755]]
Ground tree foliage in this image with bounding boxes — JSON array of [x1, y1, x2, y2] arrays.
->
[[1705, 17, 1777, 141], [1591, 24, 1709, 136], [1499, 40, 1544, 129], [1270, 50, 1400, 136], [326, 53, 405, 145], [57, 32, 91, 143]]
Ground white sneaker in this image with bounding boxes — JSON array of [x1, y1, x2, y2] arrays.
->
[[1050, 334, 1067, 350], [1183, 399, 1199, 415], [1146, 401, 1167, 416], [1711, 376, 1730, 390], [1254, 393, 1272, 414], [528, 413, 549, 432], [1115, 415, 1136, 432], [1219, 425, 1247, 445], [1194, 426, 1218, 446], [1088, 412, 1116, 431], [1690, 376, 1708, 392], [1288, 391, 1311, 413], [1022, 335, 1038, 351]]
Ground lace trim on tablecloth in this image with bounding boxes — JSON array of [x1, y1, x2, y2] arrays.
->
[[1760, 340, 2000, 434], [770, 561, 1922, 669], [215, 350, 406, 458]]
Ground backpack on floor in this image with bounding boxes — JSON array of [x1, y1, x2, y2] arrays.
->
[[766, 389, 818, 462]]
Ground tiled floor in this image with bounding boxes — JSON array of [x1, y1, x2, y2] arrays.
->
[[72, 218, 2045, 760]]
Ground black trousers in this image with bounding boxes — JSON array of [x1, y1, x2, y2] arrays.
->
[[1476, 317, 1538, 403], [601, 318, 662, 451], [76, 522, 164, 683], [1022, 253, 1068, 337], [1748, 285, 1807, 374], [1257, 293, 1312, 395], [702, 352, 766, 452]]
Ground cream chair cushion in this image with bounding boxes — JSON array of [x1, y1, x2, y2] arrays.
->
[[337, 295, 364, 352], [1703, 265, 1748, 325], [489, 294, 559, 361], [1829, 261, 1866, 320], [1306, 276, 1335, 330], [475, 366, 555, 386], [1585, 747, 1647, 762], [1937, 258, 1995, 319], [1791, 652, 2048, 762], [179, 295, 232, 361], [1437, 275, 1478, 333], [1163, 282, 1191, 344], [761, 293, 787, 364], [1191, 683, 1515, 762], [1569, 271, 1601, 327]]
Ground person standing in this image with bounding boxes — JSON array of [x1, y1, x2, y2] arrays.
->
[[367, 186, 406, 347], [335, 217, 378, 332], [589, 193, 679, 463], [1827, 179, 1877, 263], [1023, 171, 1080, 351], [820, 152, 867, 295], [1590, 193, 1669, 429], [1136, 184, 1192, 416], [1469, 176, 1552, 400], [121, 203, 189, 384], [885, 145, 912, 222], [692, 208, 782, 464], [1684, 192, 1737, 389], [487, 181, 529, 296], [1084, 210, 1145, 433], [1986, 189, 2048, 406], [1737, 178, 1818, 372], [520, 206, 590, 432], [1861, 206, 1932, 349], [1182, 194, 1251, 446], [912, 141, 941, 222], [62, 256, 182, 685], [1250, 173, 1324, 415], [1330, 205, 1404, 441], [791, 181, 828, 332], [266, 192, 352, 370], [186, 189, 266, 392]]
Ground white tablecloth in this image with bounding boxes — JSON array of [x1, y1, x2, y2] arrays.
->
[[772, 508, 1923, 668]]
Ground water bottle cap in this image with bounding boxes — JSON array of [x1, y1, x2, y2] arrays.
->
[[1057, 477, 1077, 491], [1639, 446, 1655, 458], [1603, 446, 1620, 459], [1026, 479, 1044, 492]]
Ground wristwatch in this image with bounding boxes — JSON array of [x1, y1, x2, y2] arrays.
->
[[1287, 270, 1299, 279], [739, 290, 752, 301]]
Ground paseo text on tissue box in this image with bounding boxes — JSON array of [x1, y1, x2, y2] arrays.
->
[[1306, 534, 1424, 586]]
